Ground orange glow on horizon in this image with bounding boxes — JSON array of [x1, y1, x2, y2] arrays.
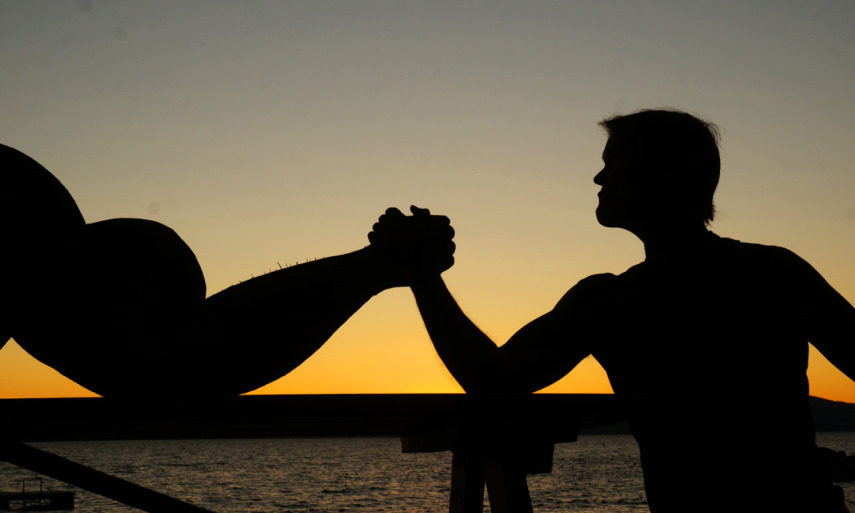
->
[[0, 340, 97, 399], [4, 338, 855, 404]]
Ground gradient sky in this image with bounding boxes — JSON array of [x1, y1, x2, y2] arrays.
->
[[1, 1, 854, 401]]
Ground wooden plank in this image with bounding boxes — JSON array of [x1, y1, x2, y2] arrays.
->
[[449, 450, 486, 513], [482, 449, 533, 513], [0, 394, 622, 442]]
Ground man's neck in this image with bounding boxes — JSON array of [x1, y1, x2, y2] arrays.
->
[[638, 224, 715, 267]]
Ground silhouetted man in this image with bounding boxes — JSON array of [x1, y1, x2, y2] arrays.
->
[[0, 143, 454, 396], [370, 109, 854, 512]]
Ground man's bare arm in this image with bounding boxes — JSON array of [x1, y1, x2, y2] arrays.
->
[[411, 274, 604, 394], [369, 205, 603, 394], [785, 249, 855, 381]]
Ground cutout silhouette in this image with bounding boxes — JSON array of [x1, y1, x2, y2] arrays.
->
[[370, 110, 855, 512], [0, 143, 454, 396]]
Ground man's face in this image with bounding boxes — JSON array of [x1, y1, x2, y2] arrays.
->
[[593, 137, 645, 230]]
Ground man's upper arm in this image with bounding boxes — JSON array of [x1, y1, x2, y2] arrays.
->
[[494, 273, 614, 392], [778, 248, 855, 380]]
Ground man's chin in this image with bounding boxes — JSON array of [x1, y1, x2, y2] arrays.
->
[[595, 209, 617, 228]]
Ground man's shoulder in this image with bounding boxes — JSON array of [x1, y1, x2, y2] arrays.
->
[[575, 272, 625, 296], [714, 235, 804, 267], [555, 272, 619, 310], [577, 272, 620, 286]]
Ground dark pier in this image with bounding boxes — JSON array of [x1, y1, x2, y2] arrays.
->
[[0, 394, 626, 512]]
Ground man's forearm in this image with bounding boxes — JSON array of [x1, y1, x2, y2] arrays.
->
[[411, 275, 504, 393]]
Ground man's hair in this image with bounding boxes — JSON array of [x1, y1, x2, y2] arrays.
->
[[599, 109, 721, 225]]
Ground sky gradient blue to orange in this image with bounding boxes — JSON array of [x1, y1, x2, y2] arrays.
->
[[1, 1, 855, 401]]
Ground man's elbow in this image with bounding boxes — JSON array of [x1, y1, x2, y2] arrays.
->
[[455, 370, 538, 395]]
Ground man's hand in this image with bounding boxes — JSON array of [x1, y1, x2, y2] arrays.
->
[[368, 206, 455, 286]]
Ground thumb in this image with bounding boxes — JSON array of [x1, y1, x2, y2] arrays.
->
[[410, 205, 431, 216]]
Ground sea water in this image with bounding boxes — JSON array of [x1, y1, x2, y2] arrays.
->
[[2, 433, 854, 512]]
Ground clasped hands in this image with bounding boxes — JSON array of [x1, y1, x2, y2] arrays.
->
[[368, 206, 455, 286]]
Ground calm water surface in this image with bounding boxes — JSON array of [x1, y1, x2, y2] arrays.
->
[[2, 433, 854, 512]]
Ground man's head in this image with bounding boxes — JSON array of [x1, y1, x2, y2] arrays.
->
[[594, 109, 721, 230]]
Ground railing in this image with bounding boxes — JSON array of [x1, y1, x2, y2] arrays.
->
[[0, 476, 75, 511], [0, 394, 625, 513]]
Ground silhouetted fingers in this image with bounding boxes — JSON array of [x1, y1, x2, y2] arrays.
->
[[424, 213, 453, 238], [417, 215, 454, 240], [409, 206, 454, 241], [436, 219, 454, 239], [430, 247, 455, 274], [369, 206, 456, 272], [375, 207, 406, 230], [438, 240, 457, 262]]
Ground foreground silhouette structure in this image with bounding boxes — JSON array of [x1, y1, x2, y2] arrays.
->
[[0, 143, 453, 396], [371, 110, 855, 512]]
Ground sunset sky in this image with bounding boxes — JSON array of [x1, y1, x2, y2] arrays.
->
[[2, 1, 854, 401]]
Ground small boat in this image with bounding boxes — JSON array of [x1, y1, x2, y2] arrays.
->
[[0, 478, 74, 511]]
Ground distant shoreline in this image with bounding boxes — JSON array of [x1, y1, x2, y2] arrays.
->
[[810, 396, 855, 432], [580, 396, 855, 435]]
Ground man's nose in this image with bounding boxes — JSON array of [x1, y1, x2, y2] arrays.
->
[[593, 168, 607, 186]]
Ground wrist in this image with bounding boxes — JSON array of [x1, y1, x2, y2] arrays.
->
[[361, 244, 448, 291], [357, 245, 414, 292], [411, 273, 445, 293]]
